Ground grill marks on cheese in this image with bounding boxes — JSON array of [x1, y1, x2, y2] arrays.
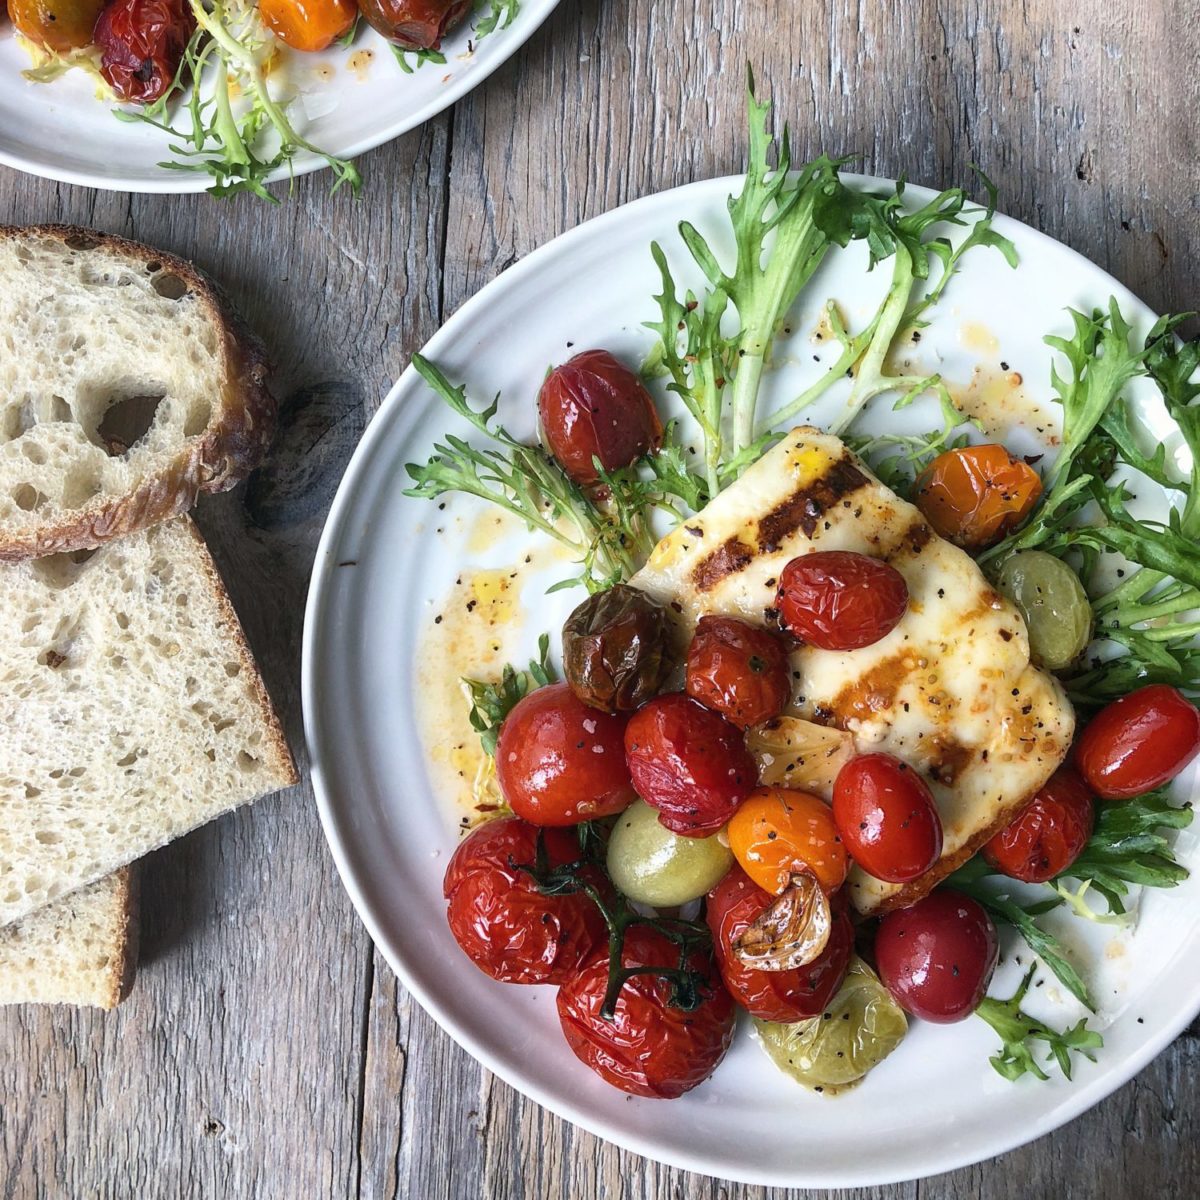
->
[[632, 427, 1075, 915]]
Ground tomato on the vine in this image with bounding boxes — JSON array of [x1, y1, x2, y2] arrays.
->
[[496, 682, 636, 825], [685, 615, 791, 729], [624, 693, 756, 836], [726, 787, 848, 895], [556, 925, 735, 1098], [982, 768, 1095, 883], [776, 551, 908, 651], [1075, 684, 1200, 800], [537, 349, 664, 486], [874, 890, 998, 1023], [914, 444, 1043, 550], [832, 753, 943, 883], [442, 817, 607, 985], [706, 866, 852, 1022]]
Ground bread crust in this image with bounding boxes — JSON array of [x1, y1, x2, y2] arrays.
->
[[0, 225, 276, 562], [105, 866, 140, 1010]]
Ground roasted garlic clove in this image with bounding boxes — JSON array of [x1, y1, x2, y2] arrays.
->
[[732, 872, 832, 971]]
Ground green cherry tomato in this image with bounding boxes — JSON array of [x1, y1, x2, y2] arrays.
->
[[997, 550, 1093, 670], [606, 798, 734, 907]]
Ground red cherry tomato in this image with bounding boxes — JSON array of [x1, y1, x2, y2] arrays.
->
[[624, 694, 757, 837], [832, 753, 944, 883], [557, 925, 735, 1098], [685, 615, 792, 729], [538, 349, 664, 486], [776, 551, 909, 651], [496, 682, 636, 825], [705, 866, 852, 1022], [874, 890, 998, 1023], [93, 0, 194, 103], [982, 768, 1096, 883], [442, 817, 607, 985], [1075, 684, 1200, 800], [356, 0, 472, 49]]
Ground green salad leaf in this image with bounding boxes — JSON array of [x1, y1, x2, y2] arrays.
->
[[462, 634, 555, 755]]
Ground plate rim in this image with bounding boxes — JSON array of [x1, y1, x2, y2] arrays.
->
[[302, 172, 1200, 1187], [0, 0, 560, 194]]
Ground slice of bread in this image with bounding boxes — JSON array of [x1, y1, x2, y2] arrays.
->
[[0, 515, 298, 927], [0, 225, 275, 562], [0, 868, 137, 1008]]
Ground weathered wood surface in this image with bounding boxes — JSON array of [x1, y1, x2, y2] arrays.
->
[[2, 1, 1198, 1197]]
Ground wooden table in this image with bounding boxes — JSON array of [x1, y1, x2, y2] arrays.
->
[[2, 2, 1198, 1196]]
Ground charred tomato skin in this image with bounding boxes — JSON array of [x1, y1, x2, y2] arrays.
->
[[705, 865, 853, 1022], [556, 925, 735, 1098], [496, 682, 636, 826], [832, 753, 944, 884], [93, 0, 194, 103], [982, 768, 1096, 883], [874, 889, 999, 1023], [685, 614, 792, 729], [538, 349, 664, 486], [624, 693, 757, 837], [355, 0, 471, 49], [776, 551, 909, 651], [1075, 684, 1200, 800], [443, 817, 607, 985], [914, 444, 1043, 550]]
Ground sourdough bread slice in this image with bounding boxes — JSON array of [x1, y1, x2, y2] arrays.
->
[[0, 226, 275, 562], [0, 868, 137, 1008], [0, 516, 298, 926]]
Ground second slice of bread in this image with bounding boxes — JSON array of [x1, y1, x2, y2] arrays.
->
[[0, 516, 298, 927]]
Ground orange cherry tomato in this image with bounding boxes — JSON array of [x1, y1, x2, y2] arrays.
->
[[260, 0, 355, 51], [8, 0, 106, 51], [914, 444, 1043, 550], [726, 786, 848, 896]]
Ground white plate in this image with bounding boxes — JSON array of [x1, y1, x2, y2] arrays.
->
[[0, 1, 558, 192], [302, 174, 1200, 1187]]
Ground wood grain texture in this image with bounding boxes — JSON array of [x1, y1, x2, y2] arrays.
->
[[2, 0, 1199, 1197]]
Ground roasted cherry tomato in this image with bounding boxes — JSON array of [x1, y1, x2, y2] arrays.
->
[[726, 787, 848, 895], [496, 682, 636, 825], [1075, 684, 1200, 800], [260, 0, 355, 50], [355, 0, 470, 48], [93, 0, 193, 103], [537, 349, 664, 486], [914, 444, 1043, 551], [557, 925, 735, 1098], [776, 551, 908, 651], [982, 768, 1095, 883], [442, 817, 607, 985], [706, 866, 853, 1022], [624, 693, 756, 837], [832, 753, 943, 884], [9, 0, 105, 51], [874, 890, 998, 1023], [685, 615, 791, 729]]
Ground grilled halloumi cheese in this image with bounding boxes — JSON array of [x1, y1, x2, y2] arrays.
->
[[631, 427, 1075, 915]]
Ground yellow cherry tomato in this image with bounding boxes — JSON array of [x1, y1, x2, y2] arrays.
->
[[727, 787, 849, 896], [259, 0, 355, 51]]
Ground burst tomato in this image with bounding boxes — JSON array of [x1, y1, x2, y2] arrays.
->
[[442, 817, 607, 985], [982, 768, 1096, 882], [260, 0, 355, 50], [914, 444, 1043, 550], [537, 349, 664, 486], [832, 753, 943, 883], [1075, 684, 1200, 800], [556, 925, 735, 1098], [624, 693, 757, 837], [776, 551, 908, 651], [685, 615, 791, 729], [496, 682, 636, 825], [726, 786, 848, 895], [355, 0, 471, 48], [875, 890, 998, 1023], [93, 0, 193, 102], [705, 866, 853, 1022]]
